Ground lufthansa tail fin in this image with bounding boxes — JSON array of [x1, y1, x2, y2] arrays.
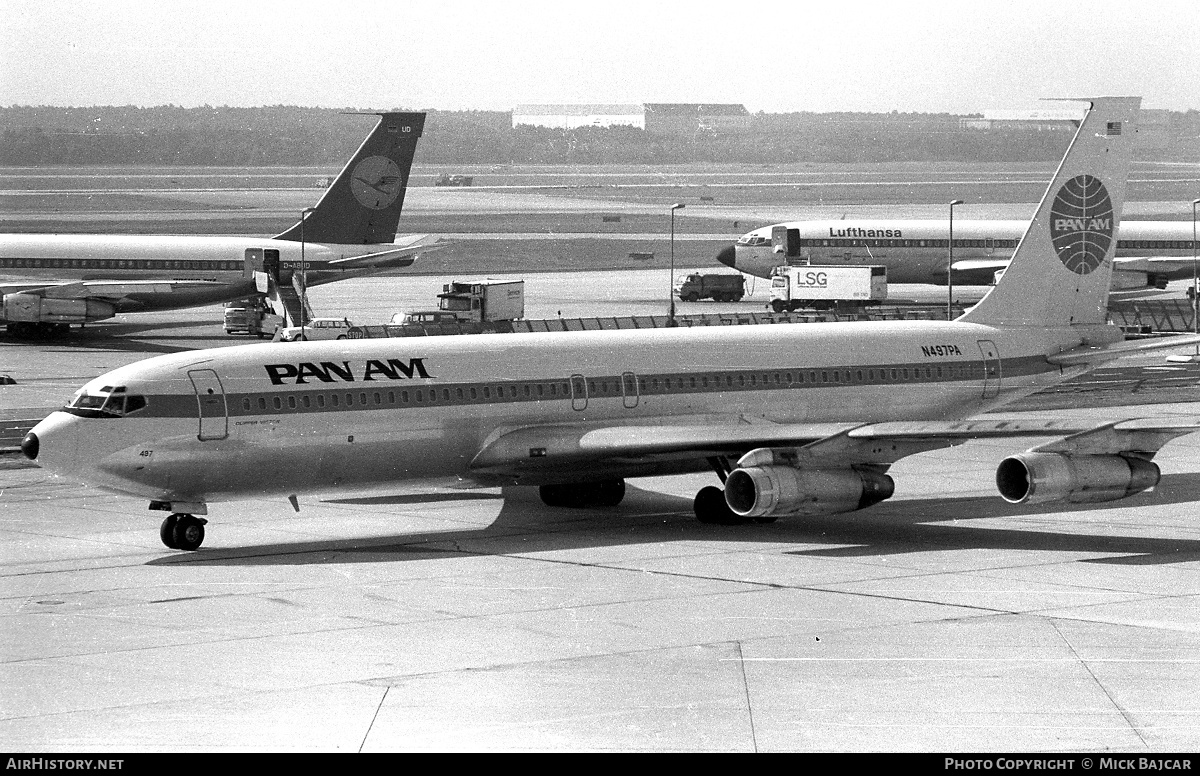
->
[[960, 97, 1140, 328], [274, 112, 426, 246]]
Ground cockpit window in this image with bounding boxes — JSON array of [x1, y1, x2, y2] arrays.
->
[[64, 385, 147, 418]]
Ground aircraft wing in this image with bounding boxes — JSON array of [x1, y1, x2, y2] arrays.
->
[[0, 278, 233, 303], [466, 415, 1185, 485], [950, 255, 1197, 283], [950, 258, 1010, 273], [326, 234, 444, 270], [1114, 256, 1200, 274]]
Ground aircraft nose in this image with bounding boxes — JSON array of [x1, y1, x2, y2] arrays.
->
[[716, 245, 736, 268], [21, 431, 38, 461]]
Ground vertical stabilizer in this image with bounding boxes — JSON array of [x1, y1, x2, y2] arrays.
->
[[274, 112, 426, 245], [960, 97, 1140, 327]]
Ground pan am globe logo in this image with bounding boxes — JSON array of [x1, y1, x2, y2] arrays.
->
[[1049, 174, 1114, 275]]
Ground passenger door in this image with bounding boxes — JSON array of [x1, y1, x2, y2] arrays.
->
[[977, 341, 1001, 399], [570, 374, 588, 411], [771, 226, 801, 263], [188, 369, 228, 441], [622, 372, 640, 409]]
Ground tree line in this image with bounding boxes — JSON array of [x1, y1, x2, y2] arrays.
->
[[1, 105, 1196, 166]]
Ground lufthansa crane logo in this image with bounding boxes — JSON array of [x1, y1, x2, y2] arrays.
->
[[349, 155, 404, 210], [1049, 174, 1114, 275]]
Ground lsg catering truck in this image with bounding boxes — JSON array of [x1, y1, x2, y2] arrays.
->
[[769, 265, 887, 312]]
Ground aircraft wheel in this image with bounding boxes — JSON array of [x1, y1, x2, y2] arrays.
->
[[170, 515, 207, 551], [591, 479, 625, 507], [159, 515, 179, 549], [539, 484, 573, 508], [694, 486, 744, 525], [540, 479, 625, 508]]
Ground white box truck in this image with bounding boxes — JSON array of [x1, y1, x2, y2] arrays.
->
[[392, 279, 526, 325], [769, 265, 887, 312]]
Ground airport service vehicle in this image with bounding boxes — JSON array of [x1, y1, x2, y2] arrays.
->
[[0, 113, 437, 340], [276, 318, 356, 342], [769, 265, 887, 312], [436, 279, 525, 323], [22, 98, 1200, 553], [434, 173, 474, 186], [674, 273, 745, 302], [223, 299, 283, 337], [720, 220, 1199, 291], [388, 311, 463, 326], [391, 280, 524, 326]]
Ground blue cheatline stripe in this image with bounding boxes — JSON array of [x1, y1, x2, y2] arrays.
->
[[0, 257, 247, 272], [104, 354, 1056, 420]]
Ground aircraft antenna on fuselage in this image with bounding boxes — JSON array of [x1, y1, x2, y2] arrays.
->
[[959, 97, 1140, 328], [273, 112, 426, 246]]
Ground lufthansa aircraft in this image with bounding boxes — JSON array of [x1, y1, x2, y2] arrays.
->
[[22, 97, 1200, 552], [0, 112, 436, 340], [720, 217, 1198, 291]]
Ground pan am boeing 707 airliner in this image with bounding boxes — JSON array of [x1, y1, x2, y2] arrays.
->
[[22, 97, 1200, 551], [0, 112, 436, 340]]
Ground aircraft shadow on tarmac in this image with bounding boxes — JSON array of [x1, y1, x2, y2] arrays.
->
[[1, 319, 224, 354], [147, 473, 1200, 569]]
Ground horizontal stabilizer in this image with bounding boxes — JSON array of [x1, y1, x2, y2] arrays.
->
[[326, 235, 444, 269], [1046, 334, 1200, 366]]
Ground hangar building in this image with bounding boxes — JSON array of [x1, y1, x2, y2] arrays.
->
[[512, 105, 645, 130]]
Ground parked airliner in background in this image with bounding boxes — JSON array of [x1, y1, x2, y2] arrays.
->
[[719, 218, 1199, 292], [23, 97, 1200, 552], [0, 112, 437, 340]]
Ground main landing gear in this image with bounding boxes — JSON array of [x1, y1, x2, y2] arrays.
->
[[159, 514, 208, 551], [539, 479, 626, 508], [691, 486, 778, 525], [6, 322, 70, 340], [693, 457, 777, 526]]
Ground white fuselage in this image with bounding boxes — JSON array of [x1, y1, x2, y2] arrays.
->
[[0, 233, 409, 314], [31, 319, 1095, 506], [728, 219, 1198, 282]]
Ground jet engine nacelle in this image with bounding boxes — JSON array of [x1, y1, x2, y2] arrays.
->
[[2, 294, 115, 324], [995, 452, 1160, 505], [724, 466, 895, 519]]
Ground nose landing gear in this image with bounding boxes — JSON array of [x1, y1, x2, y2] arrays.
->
[[159, 514, 208, 551]]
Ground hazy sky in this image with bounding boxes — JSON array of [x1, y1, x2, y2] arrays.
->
[[2, 0, 1197, 113]]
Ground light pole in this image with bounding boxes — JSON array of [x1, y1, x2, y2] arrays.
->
[[947, 199, 963, 321], [669, 202, 685, 325], [299, 206, 316, 330], [1192, 197, 1199, 353], [1171, 198, 1200, 362]]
